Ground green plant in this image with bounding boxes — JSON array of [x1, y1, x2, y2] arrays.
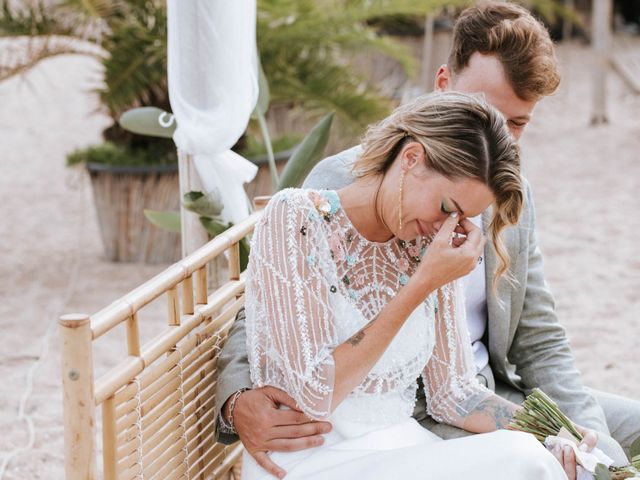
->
[[66, 140, 177, 168], [239, 134, 303, 160], [0, 0, 473, 135], [143, 110, 336, 269], [0, 0, 172, 166], [145, 189, 251, 271]]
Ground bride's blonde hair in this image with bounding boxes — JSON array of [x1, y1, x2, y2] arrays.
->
[[353, 91, 523, 291]]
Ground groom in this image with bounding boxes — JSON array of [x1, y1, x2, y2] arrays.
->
[[214, 2, 640, 478]]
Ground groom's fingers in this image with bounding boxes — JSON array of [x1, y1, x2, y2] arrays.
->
[[253, 451, 286, 479], [273, 408, 319, 426], [267, 435, 325, 452], [270, 422, 332, 441]]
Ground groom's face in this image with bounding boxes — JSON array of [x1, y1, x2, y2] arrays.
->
[[434, 52, 539, 141]]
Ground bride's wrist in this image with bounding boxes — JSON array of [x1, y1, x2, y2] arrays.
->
[[406, 273, 437, 299]]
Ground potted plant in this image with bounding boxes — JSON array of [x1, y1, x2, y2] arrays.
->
[[0, 0, 471, 262], [66, 141, 182, 263], [1, 0, 181, 263]]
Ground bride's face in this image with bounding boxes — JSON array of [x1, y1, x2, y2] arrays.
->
[[387, 142, 494, 241]]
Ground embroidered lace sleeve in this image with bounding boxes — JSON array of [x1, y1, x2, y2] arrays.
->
[[245, 190, 339, 420], [422, 280, 492, 428]]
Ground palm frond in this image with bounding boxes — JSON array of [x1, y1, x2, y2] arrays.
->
[[257, 0, 447, 127], [99, 2, 168, 117], [0, 0, 72, 36], [267, 53, 390, 127], [337, 0, 471, 23], [0, 36, 103, 82], [59, 0, 124, 19]]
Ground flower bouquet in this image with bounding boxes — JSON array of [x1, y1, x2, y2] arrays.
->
[[508, 389, 640, 480]]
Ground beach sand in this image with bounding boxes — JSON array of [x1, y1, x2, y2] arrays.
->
[[0, 39, 639, 478]]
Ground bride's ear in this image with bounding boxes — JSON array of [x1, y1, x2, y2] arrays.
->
[[401, 142, 426, 171]]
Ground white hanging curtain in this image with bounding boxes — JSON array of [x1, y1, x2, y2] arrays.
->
[[167, 0, 259, 225]]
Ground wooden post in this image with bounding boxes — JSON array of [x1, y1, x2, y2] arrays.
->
[[102, 396, 117, 480], [126, 313, 141, 357], [178, 150, 209, 258], [59, 314, 96, 479], [196, 266, 208, 304], [419, 13, 436, 92], [228, 243, 241, 282], [182, 274, 194, 315], [591, 0, 612, 124], [168, 287, 180, 326], [178, 150, 227, 289]]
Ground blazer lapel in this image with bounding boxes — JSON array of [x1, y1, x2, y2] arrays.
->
[[483, 208, 514, 374]]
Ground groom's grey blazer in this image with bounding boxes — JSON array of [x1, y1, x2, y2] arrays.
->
[[214, 146, 631, 459]]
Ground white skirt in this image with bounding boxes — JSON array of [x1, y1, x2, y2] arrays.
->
[[241, 418, 568, 479]]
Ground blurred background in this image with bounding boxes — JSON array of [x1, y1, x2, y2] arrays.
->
[[0, 1, 639, 478]]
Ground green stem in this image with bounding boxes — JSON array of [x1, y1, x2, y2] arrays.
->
[[256, 109, 278, 190], [531, 390, 583, 441]]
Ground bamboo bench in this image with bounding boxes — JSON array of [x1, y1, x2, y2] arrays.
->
[[59, 210, 262, 479]]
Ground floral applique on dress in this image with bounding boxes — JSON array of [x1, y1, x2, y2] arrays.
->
[[310, 190, 340, 221]]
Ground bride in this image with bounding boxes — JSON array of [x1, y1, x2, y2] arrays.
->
[[241, 92, 569, 479]]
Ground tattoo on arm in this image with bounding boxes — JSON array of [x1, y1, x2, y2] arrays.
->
[[347, 330, 365, 346], [346, 318, 376, 347], [470, 396, 519, 429]]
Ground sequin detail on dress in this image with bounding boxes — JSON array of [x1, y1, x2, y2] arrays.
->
[[245, 188, 490, 427]]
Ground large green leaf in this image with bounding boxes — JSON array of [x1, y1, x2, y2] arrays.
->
[[276, 112, 334, 190], [256, 108, 278, 189], [144, 209, 181, 233], [183, 190, 223, 217], [200, 217, 229, 237], [119, 106, 176, 139], [251, 58, 277, 187], [200, 218, 250, 271]]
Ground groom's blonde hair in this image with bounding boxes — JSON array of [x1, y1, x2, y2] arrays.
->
[[353, 92, 523, 291]]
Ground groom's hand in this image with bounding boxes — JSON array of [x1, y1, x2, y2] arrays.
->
[[231, 386, 332, 479]]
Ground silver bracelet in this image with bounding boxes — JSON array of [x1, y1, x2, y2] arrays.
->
[[221, 388, 250, 434]]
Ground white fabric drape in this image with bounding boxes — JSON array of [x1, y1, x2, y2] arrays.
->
[[167, 0, 259, 225]]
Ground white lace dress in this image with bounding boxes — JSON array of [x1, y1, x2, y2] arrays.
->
[[242, 189, 567, 480]]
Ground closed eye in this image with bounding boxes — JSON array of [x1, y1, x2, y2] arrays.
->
[[508, 120, 526, 128]]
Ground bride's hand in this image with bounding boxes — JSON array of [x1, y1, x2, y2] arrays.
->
[[550, 424, 598, 480], [412, 213, 485, 292]]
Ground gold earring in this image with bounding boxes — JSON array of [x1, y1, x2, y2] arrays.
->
[[398, 169, 405, 231]]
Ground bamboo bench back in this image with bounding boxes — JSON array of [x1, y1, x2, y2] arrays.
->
[[59, 211, 262, 479]]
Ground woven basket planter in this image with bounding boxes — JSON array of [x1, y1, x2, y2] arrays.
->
[[87, 162, 181, 264]]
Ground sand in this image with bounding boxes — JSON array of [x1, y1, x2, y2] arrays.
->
[[0, 39, 639, 479]]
